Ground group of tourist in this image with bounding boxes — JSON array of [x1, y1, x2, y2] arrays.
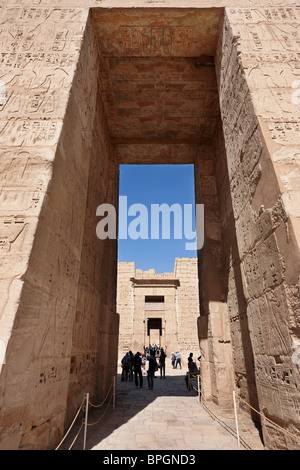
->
[[121, 347, 167, 389], [144, 344, 161, 357], [121, 348, 201, 391]]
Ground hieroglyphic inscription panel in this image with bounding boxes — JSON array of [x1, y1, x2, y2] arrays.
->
[[217, 6, 300, 449], [92, 8, 223, 143], [93, 8, 223, 57]]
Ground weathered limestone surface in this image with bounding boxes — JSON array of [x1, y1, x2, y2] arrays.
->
[[214, 7, 300, 448], [0, 0, 299, 450], [0, 5, 119, 450], [117, 262, 135, 357]]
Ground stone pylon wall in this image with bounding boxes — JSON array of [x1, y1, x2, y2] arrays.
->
[[0, 0, 299, 451], [0, 4, 119, 450], [215, 8, 300, 449]]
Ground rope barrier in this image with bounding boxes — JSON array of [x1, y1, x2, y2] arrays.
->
[[191, 375, 235, 420], [235, 394, 300, 444], [200, 399, 252, 450], [88, 381, 113, 408], [191, 374, 262, 449], [68, 422, 84, 450], [87, 393, 113, 426], [238, 416, 265, 451], [82, 377, 116, 448], [55, 396, 86, 450], [56, 369, 300, 450], [193, 372, 300, 449], [55, 376, 117, 450]]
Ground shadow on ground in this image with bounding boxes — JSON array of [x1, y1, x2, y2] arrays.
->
[[60, 368, 198, 450]]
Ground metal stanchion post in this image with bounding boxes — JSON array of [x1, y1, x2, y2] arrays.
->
[[197, 375, 201, 402], [83, 392, 89, 450], [233, 391, 240, 449]]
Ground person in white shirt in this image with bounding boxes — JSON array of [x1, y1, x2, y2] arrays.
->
[[175, 351, 182, 369]]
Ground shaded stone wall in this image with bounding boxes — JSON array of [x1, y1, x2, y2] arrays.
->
[[65, 20, 119, 423], [0, 7, 119, 450], [214, 119, 260, 421], [195, 144, 235, 408], [0, 7, 90, 449]]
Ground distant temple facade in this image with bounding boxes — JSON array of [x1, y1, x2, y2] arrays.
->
[[117, 258, 200, 363]]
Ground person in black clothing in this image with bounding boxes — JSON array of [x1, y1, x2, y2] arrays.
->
[[147, 349, 157, 389], [133, 351, 143, 388], [129, 350, 134, 382], [185, 356, 199, 390], [159, 348, 166, 379]]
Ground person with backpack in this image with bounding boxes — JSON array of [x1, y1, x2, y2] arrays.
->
[[171, 352, 176, 368], [121, 352, 131, 382]]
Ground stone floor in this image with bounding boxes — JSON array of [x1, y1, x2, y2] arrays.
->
[[61, 364, 264, 451]]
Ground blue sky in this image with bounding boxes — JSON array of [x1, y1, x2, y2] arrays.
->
[[117, 164, 197, 273]]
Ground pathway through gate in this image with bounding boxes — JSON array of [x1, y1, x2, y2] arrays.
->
[[61, 364, 264, 451]]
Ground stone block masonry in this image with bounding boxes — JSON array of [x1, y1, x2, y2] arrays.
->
[[117, 258, 200, 362], [0, 0, 299, 450]]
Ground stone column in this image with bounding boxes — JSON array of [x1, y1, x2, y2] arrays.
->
[[194, 147, 235, 408]]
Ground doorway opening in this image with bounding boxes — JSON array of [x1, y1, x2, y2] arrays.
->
[[147, 318, 162, 346], [116, 163, 200, 359]]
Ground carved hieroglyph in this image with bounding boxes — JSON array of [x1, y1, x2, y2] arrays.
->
[[0, 0, 299, 451]]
